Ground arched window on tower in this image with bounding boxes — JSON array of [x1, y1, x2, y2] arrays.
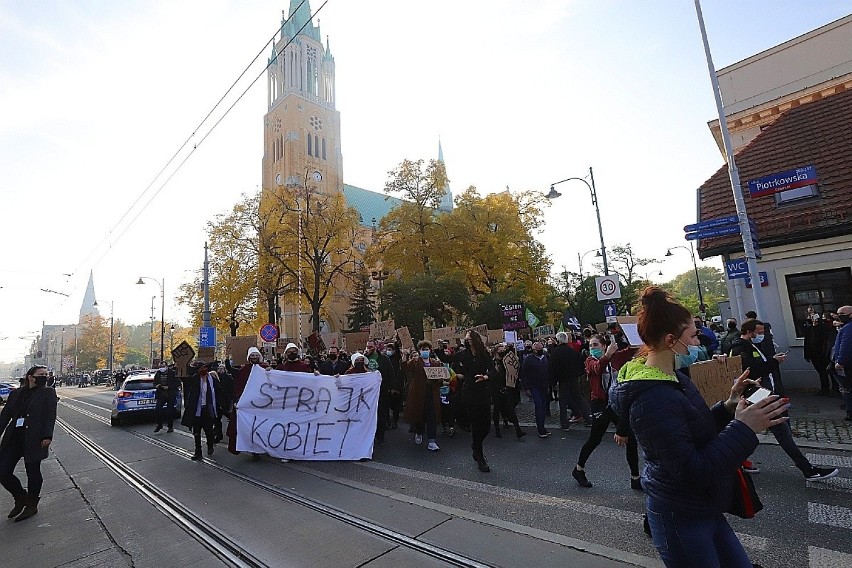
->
[[307, 134, 312, 157], [314, 135, 319, 158], [322, 138, 327, 160]]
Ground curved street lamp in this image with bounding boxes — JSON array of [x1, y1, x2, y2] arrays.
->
[[547, 167, 609, 275], [666, 243, 706, 317], [137, 276, 165, 363]]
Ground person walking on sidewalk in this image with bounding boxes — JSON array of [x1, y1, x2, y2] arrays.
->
[[521, 341, 552, 438], [572, 335, 639, 489], [153, 362, 179, 433], [0, 365, 57, 522], [730, 319, 839, 482], [832, 306, 852, 421]]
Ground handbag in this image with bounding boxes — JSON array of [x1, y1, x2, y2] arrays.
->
[[728, 467, 763, 519]]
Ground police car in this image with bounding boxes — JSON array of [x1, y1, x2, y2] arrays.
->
[[110, 371, 182, 427], [0, 381, 18, 405]]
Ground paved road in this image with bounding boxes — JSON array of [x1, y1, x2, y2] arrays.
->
[[3, 386, 850, 567]]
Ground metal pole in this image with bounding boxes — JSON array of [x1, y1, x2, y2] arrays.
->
[[109, 302, 114, 374], [60, 330, 64, 377], [577, 253, 583, 281], [159, 279, 165, 363], [150, 296, 155, 367], [203, 243, 211, 328], [690, 243, 706, 317], [694, 0, 765, 317], [588, 167, 609, 275], [297, 203, 303, 346]]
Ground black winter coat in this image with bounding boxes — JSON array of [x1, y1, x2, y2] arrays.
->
[[456, 350, 494, 406], [0, 386, 58, 463], [154, 368, 180, 402], [180, 374, 224, 427]]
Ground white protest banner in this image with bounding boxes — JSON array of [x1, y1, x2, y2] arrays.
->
[[236, 366, 380, 460]]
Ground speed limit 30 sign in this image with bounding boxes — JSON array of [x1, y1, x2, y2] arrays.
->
[[595, 275, 621, 301]]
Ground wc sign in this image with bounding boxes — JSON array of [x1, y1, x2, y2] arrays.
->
[[725, 258, 749, 280]]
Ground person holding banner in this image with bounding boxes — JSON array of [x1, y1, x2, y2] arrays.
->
[[363, 340, 394, 446], [403, 341, 442, 452], [457, 331, 496, 472], [319, 346, 349, 377], [226, 347, 265, 456], [611, 287, 788, 568]]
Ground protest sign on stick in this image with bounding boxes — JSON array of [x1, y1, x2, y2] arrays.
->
[[396, 327, 415, 351], [690, 356, 742, 407], [171, 341, 195, 377], [369, 320, 396, 339], [225, 336, 257, 366], [423, 366, 450, 381]]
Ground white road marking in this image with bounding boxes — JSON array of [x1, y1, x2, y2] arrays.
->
[[807, 502, 852, 530], [808, 545, 852, 568], [806, 453, 852, 468], [808, 476, 852, 494]]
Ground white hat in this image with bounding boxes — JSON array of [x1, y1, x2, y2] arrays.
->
[[285, 342, 299, 353], [351, 352, 365, 366], [247, 347, 261, 357]]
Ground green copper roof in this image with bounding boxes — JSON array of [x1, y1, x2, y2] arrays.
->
[[343, 184, 403, 227], [284, 0, 320, 42]]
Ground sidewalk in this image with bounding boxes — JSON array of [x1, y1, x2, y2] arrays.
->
[[514, 389, 851, 450]]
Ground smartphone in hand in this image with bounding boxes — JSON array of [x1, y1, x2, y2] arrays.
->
[[744, 386, 772, 405]]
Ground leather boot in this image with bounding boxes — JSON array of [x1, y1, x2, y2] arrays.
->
[[7, 492, 27, 519], [14, 496, 39, 522], [477, 457, 491, 473], [515, 425, 527, 439]]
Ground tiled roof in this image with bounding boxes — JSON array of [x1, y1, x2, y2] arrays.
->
[[696, 86, 852, 259], [342, 184, 403, 227]]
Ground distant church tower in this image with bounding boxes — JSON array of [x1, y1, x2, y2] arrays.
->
[[437, 139, 453, 212], [263, 0, 342, 194], [79, 270, 99, 321]]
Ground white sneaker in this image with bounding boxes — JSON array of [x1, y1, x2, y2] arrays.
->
[[414, 433, 423, 445], [427, 441, 440, 451]]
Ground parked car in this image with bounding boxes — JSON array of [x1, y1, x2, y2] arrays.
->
[[0, 381, 19, 405], [110, 371, 182, 427]]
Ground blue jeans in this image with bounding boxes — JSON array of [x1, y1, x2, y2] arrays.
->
[[646, 496, 752, 568], [833, 373, 852, 419], [769, 420, 812, 475], [530, 387, 548, 435]]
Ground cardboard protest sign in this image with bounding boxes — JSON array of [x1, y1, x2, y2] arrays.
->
[[423, 366, 450, 381], [504, 330, 517, 344], [307, 332, 323, 352], [197, 347, 215, 361], [369, 320, 395, 339], [503, 350, 520, 388], [396, 327, 415, 351], [343, 331, 369, 353], [615, 316, 643, 347], [486, 329, 504, 345], [236, 367, 380, 460], [431, 327, 456, 343], [691, 356, 742, 407], [321, 332, 341, 350], [533, 324, 555, 338], [171, 341, 195, 377], [467, 324, 488, 338], [225, 336, 257, 366]]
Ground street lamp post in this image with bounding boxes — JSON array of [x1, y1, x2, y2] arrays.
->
[[370, 269, 389, 317], [137, 276, 165, 364], [578, 248, 602, 281], [666, 243, 706, 317], [93, 300, 115, 375], [169, 324, 175, 351], [60, 328, 65, 378], [548, 167, 609, 275]]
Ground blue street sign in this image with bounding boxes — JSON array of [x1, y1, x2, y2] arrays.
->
[[745, 272, 769, 288], [259, 324, 279, 342], [604, 302, 617, 318], [683, 215, 739, 234], [199, 326, 216, 348], [725, 258, 749, 280], [685, 224, 741, 240]]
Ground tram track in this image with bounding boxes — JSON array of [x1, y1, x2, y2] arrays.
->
[[58, 399, 492, 568]]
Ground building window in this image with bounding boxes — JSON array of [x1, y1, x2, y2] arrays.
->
[[322, 138, 327, 160], [314, 135, 319, 158], [307, 134, 312, 156], [774, 183, 819, 205], [785, 268, 852, 338]]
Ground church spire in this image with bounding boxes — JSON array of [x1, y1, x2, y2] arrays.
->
[[437, 138, 453, 212], [79, 270, 99, 321]]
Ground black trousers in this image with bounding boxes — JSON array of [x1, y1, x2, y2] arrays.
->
[[388, 391, 403, 422], [467, 403, 491, 459], [577, 406, 639, 477], [0, 439, 43, 499], [191, 408, 215, 453], [492, 390, 520, 428], [376, 392, 389, 441], [155, 397, 176, 428]]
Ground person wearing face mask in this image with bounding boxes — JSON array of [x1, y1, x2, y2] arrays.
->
[[403, 341, 443, 451], [457, 331, 496, 472], [0, 366, 57, 522], [276, 343, 313, 373], [383, 344, 404, 430], [226, 346, 265, 456], [347, 353, 369, 373], [730, 319, 839, 482], [319, 346, 350, 377], [153, 362, 179, 433], [572, 335, 639, 489], [363, 340, 394, 446], [181, 362, 222, 461], [831, 306, 852, 421], [803, 312, 832, 395]]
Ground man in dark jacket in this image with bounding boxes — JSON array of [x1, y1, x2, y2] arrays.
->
[[520, 341, 552, 438], [731, 319, 838, 482], [550, 331, 590, 430], [181, 362, 223, 461], [153, 362, 180, 433], [213, 363, 235, 444], [319, 346, 349, 376], [364, 339, 394, 445], [832, 306, 852, 421], [0, 365, 57, 521], [803, 314, 832, 394]]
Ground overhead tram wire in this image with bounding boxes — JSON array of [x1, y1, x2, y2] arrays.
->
[[87, 0, 329, 272], [66, 0, 315, 282]]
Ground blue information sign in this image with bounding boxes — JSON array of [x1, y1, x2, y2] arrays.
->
[[747, 165, 817, 197], [683, 215, 739, 234], [725, 258, 749, 280], [604, 302, 617, 318], [685, 224, 741, 240], [745, 272, 769, 288], [199, 326, 216, 348]]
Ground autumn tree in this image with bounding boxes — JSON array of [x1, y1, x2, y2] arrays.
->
[[380, 273, 470, 340], [261, 178, 362, 333], [555, 270, 605, 326], [177, 193, 261, 336], [661, 266, 727, 317], [76, 315, 111, 371], [346, 272, 375, 331], [370, 159, 448, 277]]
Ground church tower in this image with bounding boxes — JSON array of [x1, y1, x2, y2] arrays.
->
[[263, 0, 342, 195], [79, 270, 99, 322]]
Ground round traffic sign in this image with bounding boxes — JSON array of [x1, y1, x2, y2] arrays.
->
[[259, 324, 279, 342], [599, 279, 616, 296]]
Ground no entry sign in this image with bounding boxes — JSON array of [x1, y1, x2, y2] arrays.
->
[[259, 323, 279, 342]]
